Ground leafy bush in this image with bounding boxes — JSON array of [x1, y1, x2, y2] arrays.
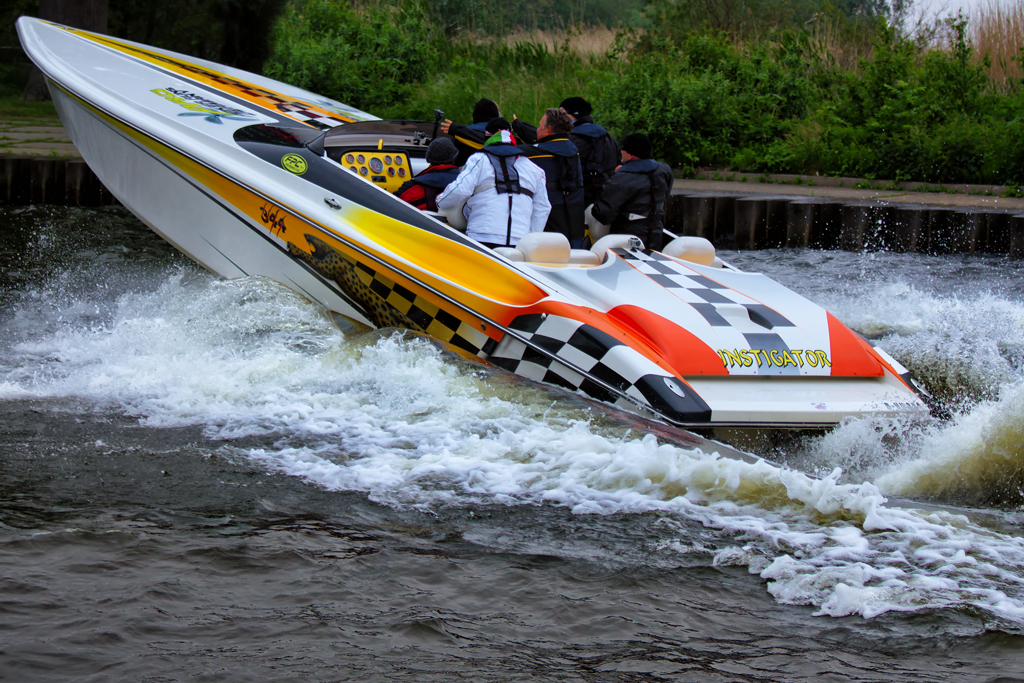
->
[[263, 0, 440, 114], [785, 16, 1006, 183], [600, 32, 818, 171]]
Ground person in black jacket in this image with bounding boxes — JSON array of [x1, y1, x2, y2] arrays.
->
[[527, 108, 586, 246], [591, 133, 674, 250], [439, 98, 502, 165], [393, 137, 461, 212], [512, 96, 620, 207]]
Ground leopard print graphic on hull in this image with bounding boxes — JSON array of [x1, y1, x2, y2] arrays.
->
[[289, 234, 416, 330], [289, 233, 494, 356]]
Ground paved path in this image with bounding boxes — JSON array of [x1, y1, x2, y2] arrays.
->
[[671, 178, 1024, 212], [0, 118, 80, 157]]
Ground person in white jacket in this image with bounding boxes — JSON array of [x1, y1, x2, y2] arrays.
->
[[437, 118, 551, 248]]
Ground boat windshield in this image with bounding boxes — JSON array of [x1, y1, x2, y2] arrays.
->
[[323, 120, 439, 152]]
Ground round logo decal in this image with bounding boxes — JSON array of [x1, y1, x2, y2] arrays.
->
[[281, 153, 307, 175]]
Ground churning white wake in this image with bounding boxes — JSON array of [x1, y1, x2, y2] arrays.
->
[[2, 269, 1024, 627], [780, 279, 1024, 511]]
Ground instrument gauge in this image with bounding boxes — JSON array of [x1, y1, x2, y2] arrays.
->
[[397, 167, 406, 177], [356, 154, 365, 164], [384, 155, 393, 165], [369, 158, 384, 174], [359, 166, 368, 176], [394, 156, 403, 165], [345, 154, 355, 164]]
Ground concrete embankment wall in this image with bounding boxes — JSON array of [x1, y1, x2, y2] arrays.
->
[[3, 154, 1023, 256], [664, 191, 1024, 256], [0, 156, 119, 207]]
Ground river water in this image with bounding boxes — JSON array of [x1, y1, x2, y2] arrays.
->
[[2, 205, 1024, 682]]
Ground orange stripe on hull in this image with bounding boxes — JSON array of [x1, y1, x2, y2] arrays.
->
[[608, 305, 728, 376], [503, 300, 726, 380], [826, 312, 883, 377]]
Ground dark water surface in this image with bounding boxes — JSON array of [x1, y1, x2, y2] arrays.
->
[[2, 206, 1024, 682]]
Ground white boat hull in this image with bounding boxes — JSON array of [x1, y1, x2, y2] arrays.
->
[[19, 16, 932, 430], [50, 83, 375, 326]]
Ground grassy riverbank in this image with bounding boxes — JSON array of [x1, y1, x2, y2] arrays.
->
[[0, 63, 57, 119], [0, 95, 57, 120]]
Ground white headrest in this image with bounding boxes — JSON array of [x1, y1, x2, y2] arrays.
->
[[584, 204, 610, 242], [662, 236, 716, 266], [493, 246, 524, 261], [590, 234, 644, 261], [516, 232, 570, 264], [568, 249, 601, 265]]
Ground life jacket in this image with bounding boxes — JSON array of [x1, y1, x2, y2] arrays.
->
[[527, 137, 586, 245], [617, 159, 668, 249], [571, 121, 618, 200], [479, 143, 534, 247], [396, 164, 459, 212]]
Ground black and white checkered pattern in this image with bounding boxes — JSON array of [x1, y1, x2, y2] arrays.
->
[[486, 313, 712, 423], [615, 248, 795, 328], [615, 248, 800, 376], [351, 259, 492, 356], [276, 103, 353, 130]]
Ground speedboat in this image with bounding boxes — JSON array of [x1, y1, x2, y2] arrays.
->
[[17, 17, 931, 430]]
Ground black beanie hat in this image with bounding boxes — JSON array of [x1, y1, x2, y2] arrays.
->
[[472, 98, 500, 124], [559, 96, 592, 118], [426, 137, 459, 165], [485, 117, 512, 134], [621, 132, 653, 159]]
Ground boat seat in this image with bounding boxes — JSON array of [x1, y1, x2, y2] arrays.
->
[[515, 232, 570, 265], [591, 234, 643, 261], [663, 236, 716, 266], [425, 210, 465, 232], [494, 246, 524, 261], [568, 249, 601, 265], [438, 196, 469, 231]]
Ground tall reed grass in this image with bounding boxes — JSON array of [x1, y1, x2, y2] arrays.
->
[[389, 28, 622, 124], [799, 12, 876, 72], [499, 26, 619, 57], [972, 0, 1024, 88]]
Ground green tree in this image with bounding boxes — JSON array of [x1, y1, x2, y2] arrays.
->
[[107, 0, 288, 73]]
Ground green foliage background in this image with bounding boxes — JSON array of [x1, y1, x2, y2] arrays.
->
[[262, 0, 1024, 185], [598, 18, 1015, 184], [8, 0, 1024, 184], [262, 0, 440, 112]]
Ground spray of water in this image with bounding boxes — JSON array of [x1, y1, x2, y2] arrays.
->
[[3, 263, 1024, 626]]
